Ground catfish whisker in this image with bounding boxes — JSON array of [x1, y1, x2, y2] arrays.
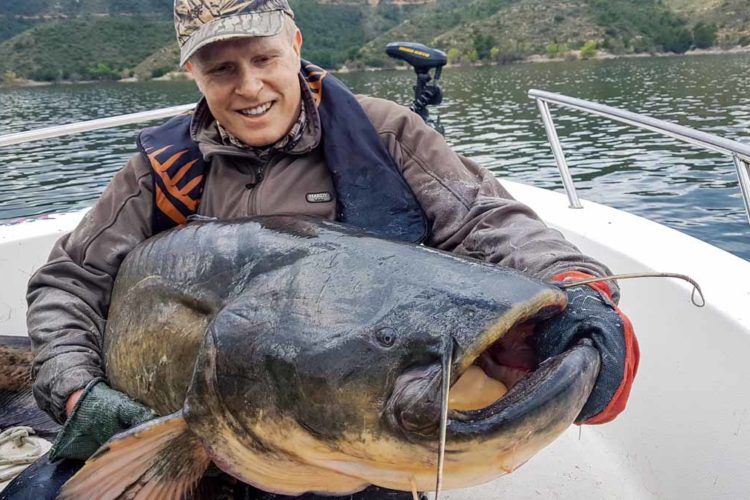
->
[[435, 345, 452, 500], [557, 272, 705, 307]]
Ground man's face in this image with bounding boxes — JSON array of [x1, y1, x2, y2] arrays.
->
[[190, 29, 303, 147]]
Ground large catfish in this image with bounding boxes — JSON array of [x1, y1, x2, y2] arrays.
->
[[60, 216, 599, 498]]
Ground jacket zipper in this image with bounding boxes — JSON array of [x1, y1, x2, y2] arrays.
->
[[249, 153, 282, 215]]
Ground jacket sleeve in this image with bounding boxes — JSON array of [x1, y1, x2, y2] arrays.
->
[[358, 95, 618, 296], [26, 154, 154, 423]]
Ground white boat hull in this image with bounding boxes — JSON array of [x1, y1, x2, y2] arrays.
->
[[2, 181, 749, 499]]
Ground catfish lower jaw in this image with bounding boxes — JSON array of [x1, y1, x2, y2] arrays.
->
[[386, 298, 569, 441], [448, 342, 599, 432], [386, 343, 600, 445]]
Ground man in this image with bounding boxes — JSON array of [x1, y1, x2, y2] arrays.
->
[[16, 0, 638, 498]]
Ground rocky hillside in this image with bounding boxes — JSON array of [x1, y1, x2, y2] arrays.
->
[[350, 0, 744, 67], [1, 0, 747, 83], [665, 0, 750, 45], [1, 0, 428, 81], [0, 0, 171, 42], [317, 0, 434, 4]]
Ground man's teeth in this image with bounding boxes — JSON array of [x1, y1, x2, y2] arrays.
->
[[239, 103, 272, 116]]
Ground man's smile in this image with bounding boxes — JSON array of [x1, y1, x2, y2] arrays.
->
[[237, 101, 274, 118]]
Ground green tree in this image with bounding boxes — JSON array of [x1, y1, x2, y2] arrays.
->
[[151, 66, 172, 79], [692, 22, 717, 49], [546, 42, 570, 58], [659, 27, 692, 53], [2, 70, 17, 83], [447, 47, 461, 65], [472, 33, 496, 60], [586, 0, 692, 54], [579, 40, 598, 59], [346, 47, 359, 61], [490, 43, 522, 64], [86, 63, 120, 81]]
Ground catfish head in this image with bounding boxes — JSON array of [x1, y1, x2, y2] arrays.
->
[[184, 218, 600, 494]]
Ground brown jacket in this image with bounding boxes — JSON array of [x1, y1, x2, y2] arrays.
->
[[27, 89, 614, 423]]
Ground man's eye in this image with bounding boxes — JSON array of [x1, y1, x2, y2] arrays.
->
[[254, 56, 273, 65], [210, 65, 232, 74]]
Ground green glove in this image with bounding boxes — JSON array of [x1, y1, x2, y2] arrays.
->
[[48, 379, 158, 462]]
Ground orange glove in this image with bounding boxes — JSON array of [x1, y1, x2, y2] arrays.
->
[[535, 271, 639, 424]]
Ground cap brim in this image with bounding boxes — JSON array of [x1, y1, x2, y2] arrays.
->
[[180, 10, 286, 66]]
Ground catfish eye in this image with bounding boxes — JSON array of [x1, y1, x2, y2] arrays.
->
[[375, 327, 398, 348]]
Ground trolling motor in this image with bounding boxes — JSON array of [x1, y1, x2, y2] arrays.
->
[[386, 42, 447, 134]]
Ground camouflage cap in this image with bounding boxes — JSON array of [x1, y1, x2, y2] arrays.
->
[[174, 0, 295, 66]]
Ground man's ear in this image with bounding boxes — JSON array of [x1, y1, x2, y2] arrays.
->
[[185, 61, 203, 94], [293, 29, 303, 56]]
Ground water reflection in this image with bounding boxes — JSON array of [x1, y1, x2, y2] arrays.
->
[[0, 81, 201, 217], [1, 54, 748, 260]]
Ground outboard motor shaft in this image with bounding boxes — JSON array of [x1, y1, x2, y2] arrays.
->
[[386, 42, 447, 134]]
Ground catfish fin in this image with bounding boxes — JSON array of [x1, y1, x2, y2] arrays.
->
[[0, 389, 60, 439], [58, 411, 210, 500], [0, 335, 60, 438]]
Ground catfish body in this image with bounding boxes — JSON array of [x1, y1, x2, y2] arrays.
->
[[62, 216, 599, 498]]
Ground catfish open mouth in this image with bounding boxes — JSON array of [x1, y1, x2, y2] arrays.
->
[[387, 299, 600, 441], [448, 320, 541, 413], [446, 302, 575, 423]]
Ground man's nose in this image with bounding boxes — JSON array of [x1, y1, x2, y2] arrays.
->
[[235, 68, 263, 98]]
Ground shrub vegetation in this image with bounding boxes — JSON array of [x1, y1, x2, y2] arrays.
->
[[0, 17, 173, 81], [0, 0, 734, 80]]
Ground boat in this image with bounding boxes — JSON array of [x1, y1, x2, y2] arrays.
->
[[1, 86, 749, 499]]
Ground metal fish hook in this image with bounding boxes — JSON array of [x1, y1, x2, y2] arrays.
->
[[435, 344, 453, 500], [557, 272, 706, 308]]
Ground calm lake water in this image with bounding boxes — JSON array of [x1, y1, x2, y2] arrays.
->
[[1, 53, 749, 260]]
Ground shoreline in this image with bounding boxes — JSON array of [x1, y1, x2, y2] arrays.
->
[[2, 45, 749, 88], [528, 44, 750, 64]]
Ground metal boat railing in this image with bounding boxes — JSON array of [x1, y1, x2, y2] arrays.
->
[[0, 104, 195, 148], [529, 89, 750, 225], [2, 92, 749, 225]]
